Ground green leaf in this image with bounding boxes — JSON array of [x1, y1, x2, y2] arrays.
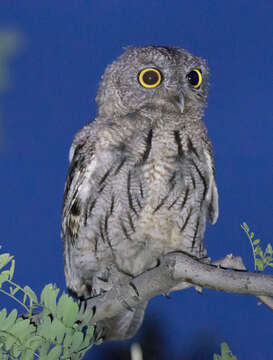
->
[[23, 292, 27, 305], [254, 246, 263, 256], [0, 248, 97, 359], [19, 348, 36, 360], [37, 315, 52, 338], [0, 253, 13, 270], [3, 319, 33, 352], [78, 303, 93, 328], [71, 331, 84, 352], [46, 344, 62, 360], [264, 256, 273, 263], [9, 286, 19, 296], [81, 325, 95, 349], [0, 309, 17, 331], [10, 318, 32, 339], [241, 222, 249, 232], [0, 271, 10, 286], [252, 239, 260, 245], [62, 332, 73, 349], [242, 222, 249, 232], [38, 321, 52, 346], [56, 293, 78, 328], [24, 334, 43, 348], [214, 342, 237, 360], [4, 331, 19, 351], [49, 317, 65, 343], [265, 243, 273, 255], [37, 339, 51, 357], [255, 258, 264, 272], [8, 260, 15, 280], [0, 309, 7, 324], [23, 286, 38, 305], [242, 222, 273, 274], [11, 345, 22, 358], [40, 284, 59, 315]]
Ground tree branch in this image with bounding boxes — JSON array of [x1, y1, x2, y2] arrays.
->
[[28, 251, 273, 337], [86, 252, 273, 325]]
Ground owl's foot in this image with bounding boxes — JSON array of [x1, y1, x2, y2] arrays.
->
[[97, 301, 149, 341]]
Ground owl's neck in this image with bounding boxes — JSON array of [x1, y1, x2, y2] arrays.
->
[[138, 103, 204, 129]]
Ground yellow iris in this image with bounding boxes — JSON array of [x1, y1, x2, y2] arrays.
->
[[138, 68, 162, 88], [192, 69, 202, 89]]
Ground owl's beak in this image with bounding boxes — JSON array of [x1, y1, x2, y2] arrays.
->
[[166, 87, 184, 113], [170, 93, 184, 113]]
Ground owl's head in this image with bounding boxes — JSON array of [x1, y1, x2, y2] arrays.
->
[[96, 46, 209, 119]]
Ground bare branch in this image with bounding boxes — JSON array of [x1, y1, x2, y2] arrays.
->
[[86, 252, 273, 325], [28, 251, 273, 335], [170, 254, 246, 292]]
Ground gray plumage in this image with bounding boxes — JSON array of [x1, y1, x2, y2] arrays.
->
[[61, 46, 218, 340]]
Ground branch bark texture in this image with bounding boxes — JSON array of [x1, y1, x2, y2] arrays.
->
[[86, 252, 273, 325]]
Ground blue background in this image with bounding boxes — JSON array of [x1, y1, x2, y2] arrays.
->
[[0, 1, 272, 359]]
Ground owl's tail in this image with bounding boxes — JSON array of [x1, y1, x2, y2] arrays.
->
[[97, 301, 148, 341]]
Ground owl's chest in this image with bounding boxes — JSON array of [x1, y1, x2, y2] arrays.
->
[[134, 140, 183, 248], [142, 134, 176, 186]]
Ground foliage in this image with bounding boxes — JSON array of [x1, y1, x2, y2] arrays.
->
[[213, 342, 237, 360], [0, 31, 20, 90], [2, 217, 270, 359], [0, 30, 21, 150], [241, 222, 273, 272], [0, 246, 98, 360]]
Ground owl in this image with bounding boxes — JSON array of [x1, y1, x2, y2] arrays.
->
[[62, 46, 218, 340]]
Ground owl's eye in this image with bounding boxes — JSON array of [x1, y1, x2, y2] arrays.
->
[[138, 68, 162, 88], [187, 69, 202, 89]]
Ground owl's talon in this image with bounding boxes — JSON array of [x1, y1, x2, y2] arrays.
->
[[79, 298, 88, 312], [130, 281, 140, 297], [194, 285, 203, 293], [120, 298, 134, 312], [156, 256, 163, 267]]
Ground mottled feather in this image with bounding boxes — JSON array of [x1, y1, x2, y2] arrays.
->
[[62, 46, 218, 340]]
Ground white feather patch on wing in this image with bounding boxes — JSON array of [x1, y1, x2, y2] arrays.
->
[[63, 154, 97, 221], [69, 144, 76, 163], [204, 150, 219, 224], [77, 157, 97, 202]]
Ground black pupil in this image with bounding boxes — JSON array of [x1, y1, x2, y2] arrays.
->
[[187, 70, 199, 86], [143, 70, 159, 85]]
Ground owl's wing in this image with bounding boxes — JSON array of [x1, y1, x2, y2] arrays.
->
[[62, 138, 95, 246], [204, 148, 218, 225], [61, 130, 103, 298]]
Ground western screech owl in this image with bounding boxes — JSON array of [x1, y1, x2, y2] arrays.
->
[[62, 46, 218, 340]]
